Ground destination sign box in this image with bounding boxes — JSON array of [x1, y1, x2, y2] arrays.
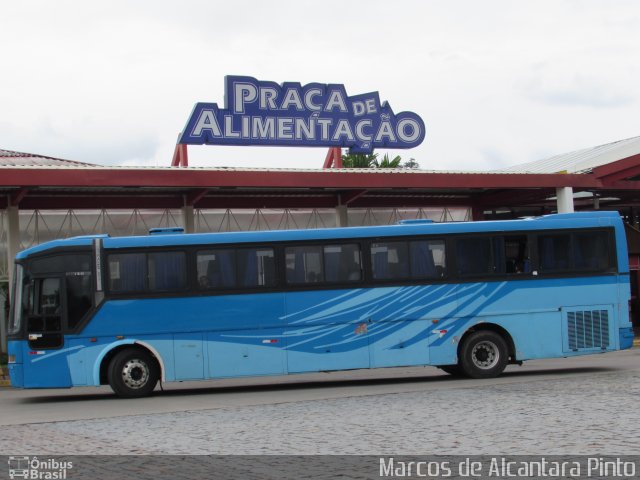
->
[[179, 76, 425, 153]]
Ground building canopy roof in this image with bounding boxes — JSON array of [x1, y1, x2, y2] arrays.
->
[[0, 149, 96, 168], [1, 137, 640, 213], [496, 136, 640, 174]]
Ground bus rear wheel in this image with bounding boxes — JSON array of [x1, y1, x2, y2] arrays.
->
[[459, 331, 508, 379], [107, 348, 159, 398]]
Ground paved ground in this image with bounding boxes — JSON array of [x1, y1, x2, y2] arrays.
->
[[1, 349, 639, 456]]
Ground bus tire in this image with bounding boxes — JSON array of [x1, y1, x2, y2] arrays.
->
[[459, 330, 508, 378], [438, 365, 464, 376], [107, 348, 159, 398]]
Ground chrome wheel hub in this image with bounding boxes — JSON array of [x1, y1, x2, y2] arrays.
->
[[471, 340, 499, 369], [121, 359, 149, 389]]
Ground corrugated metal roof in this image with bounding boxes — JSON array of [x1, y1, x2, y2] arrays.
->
[[2, 135, 639, 175], [494, 135, 640, 174], [0, 149, 96, 167]]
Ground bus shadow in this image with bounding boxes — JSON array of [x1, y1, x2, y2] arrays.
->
[[157, 366, 617, 397], [20, 365, 619, 403]]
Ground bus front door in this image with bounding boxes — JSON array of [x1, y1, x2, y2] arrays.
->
[[25, 277, 64, 350]]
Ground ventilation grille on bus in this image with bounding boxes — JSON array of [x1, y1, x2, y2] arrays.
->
[[567, 310, 609, 350]]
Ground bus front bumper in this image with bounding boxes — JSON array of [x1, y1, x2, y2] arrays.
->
[[8, 363, 24, 388], [7, 341, 24, 388]]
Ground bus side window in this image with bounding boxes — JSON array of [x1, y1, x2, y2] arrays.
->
[[324, 244, 362, 283], [371, 241, 409, 280], [197, 250, 236, 289], [148, 252, 186, 291], [66, 272, 92, 328], [495, 235, 530, 274], [573, 232, 611, 271], [238, 248, 276, 287], [456, 237, 492, 276], [409, 240, 446, 279], [538, 234, 571, 272], [108, 253, 146, 292], [286, 246, 324, 284]]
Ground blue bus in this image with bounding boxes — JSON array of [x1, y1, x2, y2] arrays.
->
[[7, 211, 635, 397]]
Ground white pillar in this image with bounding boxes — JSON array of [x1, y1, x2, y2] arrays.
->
[[182, 205, 195, 233], [3, 206, 19, 353], [556, 187, 574, 213], [335, 205, 348, 227], [6, 206, 19, 297], [0, 289, 6, 354]]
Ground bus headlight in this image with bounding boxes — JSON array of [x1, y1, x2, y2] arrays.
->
[[8, 355, 16, 364]]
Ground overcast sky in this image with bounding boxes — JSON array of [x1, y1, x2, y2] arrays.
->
[[1, 0, 638, 171]]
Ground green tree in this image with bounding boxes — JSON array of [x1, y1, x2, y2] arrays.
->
[[342, 152, 408, 168], [374, 153, 403, 168], [341, 152, 379, 168], [402, 158, 420, 169], [340, 151, 419, 169]]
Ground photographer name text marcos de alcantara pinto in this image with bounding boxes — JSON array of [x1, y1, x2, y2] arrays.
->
[[379, 457, 638, 478]]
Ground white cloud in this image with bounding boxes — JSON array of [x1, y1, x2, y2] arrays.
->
[[0, 0, 639, 171]]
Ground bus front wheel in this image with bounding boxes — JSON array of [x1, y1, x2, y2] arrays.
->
[[459, 331, 508, 378], [107, 348, 159, 398]]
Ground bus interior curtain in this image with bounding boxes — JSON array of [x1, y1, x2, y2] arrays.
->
[[541, 237, 555, 270], [239, 250, 258, 287], [457, 239, 491, 274], [410, 241, 435, 278], [493, 237, 506, 274], [325, 251, 340, 282], [293, 251, 306, 283], [373, 251, 388, 278], [456, 242, 470, 275], [218, 251, 236, 287], [574, 236, 585, 269], [120, 254, 146, 291], [153, 252, 184, 290]]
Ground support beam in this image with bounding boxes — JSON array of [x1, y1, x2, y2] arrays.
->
[[182, 205, 195, 233], [556, 187, 575, 213], [171, 143, 189, 167], [335, 205, 348, 227], [471, 206, 485, 221], [10, 188, 29, 206], [185, 188, 210, 207], [340, 190, 367, 205], [323, 147, 343, 168]]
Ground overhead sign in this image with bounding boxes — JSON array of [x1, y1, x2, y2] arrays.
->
[[179, 76, 425, 153]]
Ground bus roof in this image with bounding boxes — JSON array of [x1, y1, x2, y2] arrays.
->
[[16, 211, 623, 259]]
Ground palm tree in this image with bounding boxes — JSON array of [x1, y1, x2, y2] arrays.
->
[[374, 153, 403, 168], [340, 151, 419, 169], [341, 152, 379, 168]]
